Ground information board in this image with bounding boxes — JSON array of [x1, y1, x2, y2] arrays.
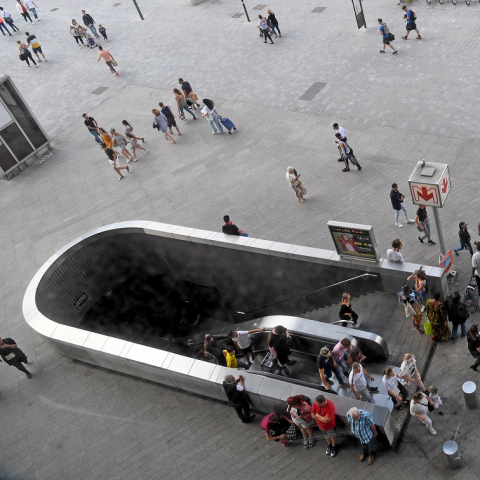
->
[[327, 221, 379, 260]]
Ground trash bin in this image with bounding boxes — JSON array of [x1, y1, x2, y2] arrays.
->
[[462, 381, 477, 409], [443, 441, 461, 469]]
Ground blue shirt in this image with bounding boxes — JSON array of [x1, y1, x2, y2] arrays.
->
[[347, 410, 375, 444], [406, 10, 414, 24]]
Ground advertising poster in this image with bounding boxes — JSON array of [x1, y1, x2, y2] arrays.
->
[[327, 221, 378, 260]]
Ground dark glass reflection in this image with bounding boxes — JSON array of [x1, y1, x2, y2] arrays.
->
[[0, 123, 33, 161], [0, 142, 17, 171]]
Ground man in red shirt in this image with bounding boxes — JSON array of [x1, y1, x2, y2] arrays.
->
[[311, 395, 337, 457]]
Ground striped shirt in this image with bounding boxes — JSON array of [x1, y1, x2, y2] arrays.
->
[[347, 410, 374, 444]]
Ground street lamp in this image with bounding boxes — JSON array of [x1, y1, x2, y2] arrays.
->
[[132, 0, 144, 20], [241, 0, 250, 22]]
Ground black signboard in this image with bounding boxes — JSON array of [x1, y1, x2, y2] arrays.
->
[[351, 0, 366, 29], [74, 292, 89, 311], [327, 221, 378, 261]]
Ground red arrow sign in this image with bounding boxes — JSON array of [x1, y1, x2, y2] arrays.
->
[[416, 186, 435, 201], [441, 178, 448, 194]]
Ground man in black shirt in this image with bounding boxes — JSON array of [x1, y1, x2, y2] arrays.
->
[[83, 113, 102, 144], [223, 374, 255, 423], [0, 337, 32, 378], [222, 215, 248, 236], [415, 205, 435, 245], [82, 10, 99, 37], [317, 346, 348, 391], [178, 78, 200, 108], [390, 183, 414, 228], [159, 102, 181, 136], [100, 143, 129, 181]]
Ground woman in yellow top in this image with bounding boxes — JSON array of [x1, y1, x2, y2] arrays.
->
[[223, 346, 249, 370], [98, 128, 114, 148]]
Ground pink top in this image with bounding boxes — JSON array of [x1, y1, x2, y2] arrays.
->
[[332, 340, 352, 361]]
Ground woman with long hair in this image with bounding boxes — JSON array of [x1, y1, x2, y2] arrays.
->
[[110, 128, 132, 162], [173, 88, 196, 120], [98, 128, 114, 149], [201, 98, 223, 134], [425, 292, 451, 342], [286, 395, 315, 448], [407, 268, 427, 310], [122, 120, 144, 143], [339, 292, 358, 328], [286, 166, 307, 203], [267, 9, 281, 37]]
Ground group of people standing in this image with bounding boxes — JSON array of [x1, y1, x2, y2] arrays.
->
[[1, 0, 39, 38], [257, 10, 281, 44]]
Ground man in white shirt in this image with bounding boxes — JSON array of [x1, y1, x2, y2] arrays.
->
[[24, 0, 39, 21], [410, 392, 436, 435], [333, 123, 347, 162], [0, 7, 19, 31], [349, 363, 371, 401], [387, 239, 404, 262], [472, 243, 480, 292], [228, 327, 265, 365]]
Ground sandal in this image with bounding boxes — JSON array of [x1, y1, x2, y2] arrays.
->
[[394, 405, 404, 410]]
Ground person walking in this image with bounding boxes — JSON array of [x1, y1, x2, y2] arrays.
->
[[332, 338, 353, 375], [152, 109, 176, 144], [339, 293, 359, 328], [0, 14, 11, 35], [25, 32, 46, 62], [98, 128, 115, 149], [378, 18, 398, 54], [286, 395, 315, 448], [228, 327, 265, 366], [382, 367, 409, 410], [100, 143, 129, 180], [349, 362, 372, 402], [122, 120, 144, 143], [17, 40, 37, 67], [98, 24, 107, 41], [257, 15, 274, 44], [126, 134, 147, 161], [398, 353, 427, 393], [467, 325, 480, 371], [83, 114, 102, 144], [222, 215, 248, 236], [82, 10, 99, 37], [454, 222, 473, 256], [311, 395, 338, 457], [0, 337, 32, 378], [286, 166, 307, 203], [401, 5, 421, 40], [333, 123, 347, 162], [267, 9, 281, 37], [159, 102, 181, 136], [347, 407, 377, 465], [0, 7, 19, 32], [16, 0, 33, 23], [173, 88, 196, 120], [425, 293, 451, 342], [472, 242, 480, 292], [178, 78, 200, 109], [410, 392, 436, 435], [201, 98, 223, 134], [317, 346, 348, 391], [223, 374, 255, 423], [335, 134, 362, 172], [71, 20, 86, 47], [267, 325, 295, 376], [445, 291, 469, 339], [390, 183, 414, 227], [387, 239, 404, 262], [97, 46, 119, 76], [110, 128, 132, 162], [24, 0, 39, 21], [415, 205, 435, 245]]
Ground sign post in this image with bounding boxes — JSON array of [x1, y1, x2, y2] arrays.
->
[[408, 161, 451, 256]]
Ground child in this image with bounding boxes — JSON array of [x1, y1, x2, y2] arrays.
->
[[99, 24, 108, 41], [429, 386, 443, 416], [126, 133, 147, 161], [85, 33, 97, 49]]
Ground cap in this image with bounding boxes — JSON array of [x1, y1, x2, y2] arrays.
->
[[320, 347, 330, 355]]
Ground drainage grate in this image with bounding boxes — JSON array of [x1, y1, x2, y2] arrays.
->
[[91, 87, 109, 95], [231, 12, 244, 18], [50, 7, 59, 11], [312, 7, 326, 13], [299, 82, 327, 101], [253, 4, 267, 10]]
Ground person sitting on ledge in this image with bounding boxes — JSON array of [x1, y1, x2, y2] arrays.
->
[[222, 215, 248, 236]]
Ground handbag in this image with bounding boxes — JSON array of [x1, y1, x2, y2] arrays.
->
[[423, 316, 433, 336], [112, 60, 118, 67], [285, 423, 297, 441], [5, 352, 16, 361], [261, 351, 277, 373], [387, 33, 395, 41]]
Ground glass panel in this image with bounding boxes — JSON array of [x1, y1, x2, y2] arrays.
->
[[0, 141, 18, 172], [0, 123, 34, 161], [0, 81, 48, 149], [0, 104, 12, 129]]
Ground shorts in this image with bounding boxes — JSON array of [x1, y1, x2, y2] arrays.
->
[[109, 159, 119, 169], [323, 427, 337, 439], [383, 38, 390, 45], [239, 345, 253, 355], [293, 418, 315, 429], [32, 46, 43, 54], [406, 22, 416, 31], [166, 117, 177, 128]]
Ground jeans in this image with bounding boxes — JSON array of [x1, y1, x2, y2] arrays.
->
[[209, 112, 224, 133], [0, 22, 10, 34], [419, 219, 431, 241], [233, 402, 251, 423], [394, 204, 410, 224], [361, 439, 374, 457], [88, 24, 98, 36], [106, 60, 117, 73], [240, 233, 248, 237], [179, 105, 195, 119], [271, 22, 281, 36], [450, 322, 467, 339], [29, 7, 39, 20], [325, 366, 344, 385], [455, 241, 473, 255], [89, 129, 103, 144], [414, 289, 427, 306], [336, 352, 350, 375]]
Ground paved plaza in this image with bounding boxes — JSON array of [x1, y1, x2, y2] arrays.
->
[[2, 0, 480, 478]]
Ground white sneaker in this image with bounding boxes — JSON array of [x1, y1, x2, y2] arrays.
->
[[144, 149, 148, 154], [421, 306, 425, 313], [212, 132, 217, 135], [407, 219, 415, 224], [126, 158, 131, 164], [395, 223, 404, 228], [428, 427, 437, 435]]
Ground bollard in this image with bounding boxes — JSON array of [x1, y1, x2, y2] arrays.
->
[[462, 381, 477, 409], [443, 441, 461, 469]]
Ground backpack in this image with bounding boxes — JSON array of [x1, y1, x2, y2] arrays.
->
[[410, 10, 417, 21]]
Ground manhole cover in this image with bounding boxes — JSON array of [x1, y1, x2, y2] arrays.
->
[[253, 4, 267, 10], [300, 82, 327, 101], [91, 87, 109, 95], [312, 7, 326, 13], [231, 12, 243, 18], [50, 7, 59, 11]]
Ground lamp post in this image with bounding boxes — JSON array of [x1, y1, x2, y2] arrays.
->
[[241, 0, 250, 22], [132, 0, 144, 20]]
